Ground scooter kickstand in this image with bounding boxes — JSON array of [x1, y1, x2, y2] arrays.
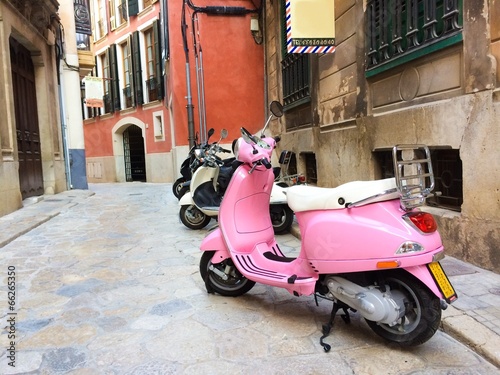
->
[[319, 301, 351, 353]]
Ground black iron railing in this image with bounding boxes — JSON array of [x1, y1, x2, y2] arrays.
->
[[281, 54, 310, 108], [366, 0, 462, 76], [146, 77, 158, 101]]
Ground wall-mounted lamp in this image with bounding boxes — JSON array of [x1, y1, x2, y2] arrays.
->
[[250, 15, 263, 45]]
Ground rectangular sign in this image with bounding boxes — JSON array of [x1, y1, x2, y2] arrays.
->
[[84, 77, 104, 108], [287, 0, 336, 53], [74, 0, 92, 35]]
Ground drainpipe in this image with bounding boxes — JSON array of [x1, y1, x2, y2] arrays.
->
[[55, 29, 72, 190], [181, 0, 260, 147]]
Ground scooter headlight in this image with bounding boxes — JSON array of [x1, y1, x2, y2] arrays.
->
[[233, 138, 243, 160], [396, 241, 425, 254]]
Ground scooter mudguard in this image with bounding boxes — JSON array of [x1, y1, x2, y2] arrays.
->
[[270, 184, 288, 205], [405, 263, 458, 303], [200, 228, 230, 262], [179, 191, 195, 206]]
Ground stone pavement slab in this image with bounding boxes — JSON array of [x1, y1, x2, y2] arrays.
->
[[0, 183, 499, 374]]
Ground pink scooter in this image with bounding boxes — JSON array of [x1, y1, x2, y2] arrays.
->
[[199, 102, 457, 349]]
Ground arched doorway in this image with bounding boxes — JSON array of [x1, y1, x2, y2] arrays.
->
[[123, 125, 146, 182]]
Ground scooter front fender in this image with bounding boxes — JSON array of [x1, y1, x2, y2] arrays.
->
[[200, 227, 230, 263], [179, 192, 194, 206], [270, 184, 288, 205]]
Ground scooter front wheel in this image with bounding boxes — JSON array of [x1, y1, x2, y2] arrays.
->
[[179, 205, 211, 230], [200, 251, 256, 296], [365, 271, 441, 346]]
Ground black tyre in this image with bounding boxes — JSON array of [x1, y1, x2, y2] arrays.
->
[[172, 178, 186, 199], [270, 204, 294, 234], [178, 185, 190, 199], [200, 251, 255, 296], [179, 205, 211, 230], [365, 271, 442, 346]]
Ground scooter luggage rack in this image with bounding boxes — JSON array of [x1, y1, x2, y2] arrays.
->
[[392, 144, 435, 211]]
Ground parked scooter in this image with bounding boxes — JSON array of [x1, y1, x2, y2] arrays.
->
[[179, 129, 294, 234], [172, 128, 215, 199], [199, 102, 457, 349], [274, 150, 306, 187]]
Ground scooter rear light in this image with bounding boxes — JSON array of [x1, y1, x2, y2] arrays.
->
[[403, 211, 437, 234], [298, 175, 306, 183]]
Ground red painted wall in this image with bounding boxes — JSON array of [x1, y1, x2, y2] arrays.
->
[[167, 0, 265, 146], [84, 0, 264, 160]]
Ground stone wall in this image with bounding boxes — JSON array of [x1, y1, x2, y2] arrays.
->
[[264, 0, 500, 272]]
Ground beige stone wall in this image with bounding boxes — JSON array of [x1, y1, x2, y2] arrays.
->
[[86, 152, 175, 183], [264, 0, 500, 272], [0, 1, 67, 217], [146, 152, 174, 183], [86, 157, 118, 183]]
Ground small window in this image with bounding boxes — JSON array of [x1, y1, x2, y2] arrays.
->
[[153, 112, 164, 140], [303, 152, 317, 185], [374, 148, 463, 211]]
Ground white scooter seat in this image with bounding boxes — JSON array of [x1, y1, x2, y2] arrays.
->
[[286, 178, 399, 212]]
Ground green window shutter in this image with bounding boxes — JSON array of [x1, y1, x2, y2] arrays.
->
[[132, 31, 143, 106], [153, 19, 164, 100], [109, 44, 121, 111], [128, 0, 139, 16]]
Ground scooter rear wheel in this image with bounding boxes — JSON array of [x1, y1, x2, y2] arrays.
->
[[270, 204, 294, 234], [200, 251, 256, 296], [180, 205, 211, 230], [365, 271, 441, 346], [173, 178, 186, 199]]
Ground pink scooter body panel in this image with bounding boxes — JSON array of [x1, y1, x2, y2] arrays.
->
[[295, 200, 443, 273]]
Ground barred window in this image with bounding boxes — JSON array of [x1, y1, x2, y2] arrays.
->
[[366, 0, 463, 77], [374, 148, 463, 211], [280, 0, 310, 110]]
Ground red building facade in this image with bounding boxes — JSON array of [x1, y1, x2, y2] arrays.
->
[[83, 0, 264, 183]]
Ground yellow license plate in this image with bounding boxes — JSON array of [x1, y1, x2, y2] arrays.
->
[[427, 262, 457, 303]]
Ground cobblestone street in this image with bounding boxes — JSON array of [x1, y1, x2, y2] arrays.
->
[[1, 183, 499, 374]]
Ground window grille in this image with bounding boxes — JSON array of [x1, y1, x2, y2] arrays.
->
[[123, 85, 133, 108], [280, 0, 311, 109], [374, 148, 463, 211], [146, 77, 158, 101], [366, 0, 463, 77]]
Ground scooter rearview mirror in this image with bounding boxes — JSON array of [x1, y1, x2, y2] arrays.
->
[[270, 101, 284, 118], [207, 128, 215, 140], [220, 129, 228, 140]]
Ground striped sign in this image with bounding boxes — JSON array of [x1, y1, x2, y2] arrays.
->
[[286, 0, 336, 54]]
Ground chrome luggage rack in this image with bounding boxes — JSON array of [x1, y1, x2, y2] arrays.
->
[[392, 144, 436, 211]]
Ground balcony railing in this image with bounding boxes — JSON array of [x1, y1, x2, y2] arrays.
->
[[146, 77, 158, 101], [122, 85, 134, 108]]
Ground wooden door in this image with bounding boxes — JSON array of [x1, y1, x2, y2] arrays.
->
[[10, 37, 44, 199]]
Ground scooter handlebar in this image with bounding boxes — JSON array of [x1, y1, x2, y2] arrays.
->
[[261, 158, 272, 169]]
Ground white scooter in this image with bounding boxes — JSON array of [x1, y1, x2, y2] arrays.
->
[[179, 130, 293, 233]]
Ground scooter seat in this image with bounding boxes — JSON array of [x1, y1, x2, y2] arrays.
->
[[286, 178, 399, 212]]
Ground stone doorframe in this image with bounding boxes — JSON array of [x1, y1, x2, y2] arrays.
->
[[111, 117, 147, 182]]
